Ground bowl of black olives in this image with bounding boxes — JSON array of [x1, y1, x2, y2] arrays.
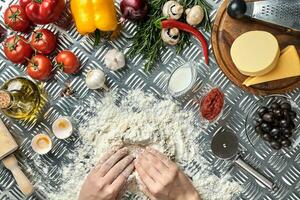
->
[[245, 95, 299, 151]]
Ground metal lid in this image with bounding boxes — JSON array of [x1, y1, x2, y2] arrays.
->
[[0, 90, 12, 109]]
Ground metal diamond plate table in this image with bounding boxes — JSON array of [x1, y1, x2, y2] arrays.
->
[[0, 0, 300, 200]]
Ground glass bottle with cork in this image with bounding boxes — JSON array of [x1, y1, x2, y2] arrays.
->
[[0, 77, 46, 120]]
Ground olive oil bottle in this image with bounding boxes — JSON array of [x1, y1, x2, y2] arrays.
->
[[0, 77, 46, 119]]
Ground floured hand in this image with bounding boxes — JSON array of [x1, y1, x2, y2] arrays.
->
[[78, 147, 134, 200], [135, 147, 200, 200]]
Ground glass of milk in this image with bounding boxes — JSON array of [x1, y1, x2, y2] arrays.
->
[[167, 62, 200, 98]]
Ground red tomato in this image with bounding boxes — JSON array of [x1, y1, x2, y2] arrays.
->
[[27, 55, 52, 81], [4, 5, 30, 32], [55, 50, 80, 74], [4, 35, 33, 64], [30, 29, 56, 54]]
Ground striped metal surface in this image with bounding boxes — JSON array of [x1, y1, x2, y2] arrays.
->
[[0, 0, 300, 199]]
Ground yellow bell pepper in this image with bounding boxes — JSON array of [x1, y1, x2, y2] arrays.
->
[[70, 0, 118, 35]]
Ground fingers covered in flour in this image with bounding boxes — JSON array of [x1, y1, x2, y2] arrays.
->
[[98, 149, 116, 165], [97, 147, 128, 177], [105, 155, 134, 183], [146, 147, 172, 167], [143, 149, 169, 173], [134, 159, 156, 187], [136, 151, 164, 183], [112, 163, 134, 190]]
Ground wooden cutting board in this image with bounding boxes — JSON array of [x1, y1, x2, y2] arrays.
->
[[0, 119, 34, 196], [211, 0, 300, 95], [0, 119, 18, 159]]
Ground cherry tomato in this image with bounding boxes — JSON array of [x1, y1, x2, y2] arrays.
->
[[4, 35, 33, 64], [4, 5, 30, 32], [30, 29, 56, 54], [55, 50, 80, 74], [27, 55, 52, 81]]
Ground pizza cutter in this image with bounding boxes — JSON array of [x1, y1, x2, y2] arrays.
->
[[211, 131, 274, 190]]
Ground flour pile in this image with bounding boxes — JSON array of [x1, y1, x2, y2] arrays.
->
[[44, 90, 242, 200]]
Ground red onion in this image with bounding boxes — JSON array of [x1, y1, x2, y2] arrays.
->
[[120, 0, 149, 22]]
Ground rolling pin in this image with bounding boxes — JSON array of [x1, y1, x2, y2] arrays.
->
[[0, 119, 34, 196]]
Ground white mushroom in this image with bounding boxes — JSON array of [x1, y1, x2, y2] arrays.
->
[[104, 49, 126, 71], [162, 1, 184, 20], [185, 5, 204, 26], [86, 69, 108, 90], [161, 28, 180, 45]]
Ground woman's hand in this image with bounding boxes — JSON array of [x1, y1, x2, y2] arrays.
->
[[79, 147, 134, 200], [135, 147, 200, 200]]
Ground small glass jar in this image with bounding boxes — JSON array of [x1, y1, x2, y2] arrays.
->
[[167, 62, 200, 98]]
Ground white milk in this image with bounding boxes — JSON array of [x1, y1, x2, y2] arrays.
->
[[168, 65, 193, 94]]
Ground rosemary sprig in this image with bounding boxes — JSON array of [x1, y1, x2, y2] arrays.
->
[[127, 0, 212, 72]]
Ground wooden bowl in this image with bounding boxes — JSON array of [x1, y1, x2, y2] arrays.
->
[[211, 0, 300, 95]]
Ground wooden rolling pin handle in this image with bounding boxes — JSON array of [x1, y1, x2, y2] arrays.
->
[[10, 165, 34, 196], [4, 155, 34, 196]]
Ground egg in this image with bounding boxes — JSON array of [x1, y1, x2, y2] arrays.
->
[[31, 134, 52, 155], [52, 117, 73, 139]]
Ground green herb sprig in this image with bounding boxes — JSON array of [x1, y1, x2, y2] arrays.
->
[[127, 0, 212, 72]]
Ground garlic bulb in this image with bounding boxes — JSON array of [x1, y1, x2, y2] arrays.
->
[[104, 49, 126, 71], [161, 28, 180, 45], [86, 69, 108, 90], [162, 1, 184, 20], [185, 5, 204, 26]]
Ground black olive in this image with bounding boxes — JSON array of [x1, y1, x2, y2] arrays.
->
[[270, 140, 282, 150], [281, 139, 292, 147], [290, 121, 296, 129], [261, 123, 271, 133], [281, 102, 291, 110], [270, 128, 280, 137], [272, 119, 280, 127], [280, 119, 289, 128], [263, 112, 274, 123], [282, 109, 289, 117], [282, 128, 293, 138], [273, 109, 282, 118], [262, 133, 272, 142], [276, 137, 283, 143], [289, 111, 297, 119], [255, 126, 264, 135], [253, 116, 263, 126], [271, 102, 280, 110], [258, 107, 268, 117]]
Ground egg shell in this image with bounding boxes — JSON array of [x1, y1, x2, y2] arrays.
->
[[52, 117, 73, 139], [31, 134, 52, 155]]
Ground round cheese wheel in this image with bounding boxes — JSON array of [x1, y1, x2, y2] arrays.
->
[[230, 31, 280, 76]]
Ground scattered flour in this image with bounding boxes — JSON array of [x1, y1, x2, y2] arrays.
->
[[40, 90, 242, 200]]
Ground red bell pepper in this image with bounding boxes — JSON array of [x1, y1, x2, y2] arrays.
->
[[20, 0, 65, 24], [156, 19, 209, 65]]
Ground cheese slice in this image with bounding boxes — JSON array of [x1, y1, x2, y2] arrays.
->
[[243, 45, 300, 86], [231, 31, 280, 76]]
